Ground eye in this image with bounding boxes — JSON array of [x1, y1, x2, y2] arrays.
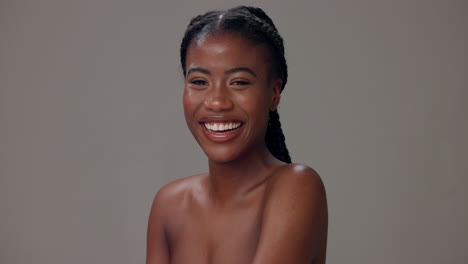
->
[[190, 79, 208, 86], [230, 79, 251, 90], [231, 80, 250, 85], [186, 78, 209, 91]]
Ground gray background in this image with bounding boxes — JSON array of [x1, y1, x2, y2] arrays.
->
[[1, 0, 467, 263]]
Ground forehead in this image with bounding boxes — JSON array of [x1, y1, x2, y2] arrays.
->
[[186, 32, 272, 74]]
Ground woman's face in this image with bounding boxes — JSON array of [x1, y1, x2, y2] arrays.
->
[[183, 32, 282, 163]]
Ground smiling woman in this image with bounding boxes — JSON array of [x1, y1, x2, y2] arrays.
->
[[184, 31, 280, 163], [146, 6, 328, 264]]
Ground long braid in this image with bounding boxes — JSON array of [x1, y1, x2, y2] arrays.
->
[[236, 7, 291, 163], [180, 6, 292, 163], [266, 110, 291, 163]]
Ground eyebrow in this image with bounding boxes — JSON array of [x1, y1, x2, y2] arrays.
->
[[186, 67, 257, 77], [225, 67, 257, 77], [187, 67, 210, 76]]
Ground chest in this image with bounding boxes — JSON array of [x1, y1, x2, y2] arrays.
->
[[168, 197, 264, 264]]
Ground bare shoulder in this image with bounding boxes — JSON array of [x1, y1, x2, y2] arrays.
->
[[267, 162, 328, 223], [150, 173, 207, 218], [267, 163, 326, 201], [147, 174, 206, 242], [147, 174, 206, 264], [252, 163, 328, 263]]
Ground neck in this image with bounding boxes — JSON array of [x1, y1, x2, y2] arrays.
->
[[207, 146, 283, 204]]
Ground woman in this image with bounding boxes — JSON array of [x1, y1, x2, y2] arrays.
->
[[147, 6, 328, 264]]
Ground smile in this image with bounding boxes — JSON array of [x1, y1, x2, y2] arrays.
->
[[200, 121, 244, 143], [203, 122, 242, 133]]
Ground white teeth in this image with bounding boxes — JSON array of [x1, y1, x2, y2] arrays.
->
[[204, 122, 242, 132]]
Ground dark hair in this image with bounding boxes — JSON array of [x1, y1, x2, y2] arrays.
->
[[180, 6, 291, 163]]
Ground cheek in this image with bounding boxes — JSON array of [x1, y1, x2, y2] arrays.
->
[[182, 90, 201, 139], [239, 93, 270, 135], [182, 89, 200, 117], [239, 91, 270, 121], [182, 91, 190, 114]]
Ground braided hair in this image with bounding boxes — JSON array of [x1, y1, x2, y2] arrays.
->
[[180, 6, 291, 163]]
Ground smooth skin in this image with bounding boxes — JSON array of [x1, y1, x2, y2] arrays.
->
[[147, 32, 328, 264]]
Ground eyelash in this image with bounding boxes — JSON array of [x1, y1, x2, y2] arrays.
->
[[190, 80, 208, 86], [187, 79, 251, 88], [231, 80, 250, 86], [190, 79, 208, 86]]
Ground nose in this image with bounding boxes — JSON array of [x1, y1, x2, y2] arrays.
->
[[204, 85, 234, 112]]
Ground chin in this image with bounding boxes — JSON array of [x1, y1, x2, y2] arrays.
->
[[201, 145, 246, 164]]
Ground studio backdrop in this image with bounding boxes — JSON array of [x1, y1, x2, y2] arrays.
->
[[1, 0, 467, 263]]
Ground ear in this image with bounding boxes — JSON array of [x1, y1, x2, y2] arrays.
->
[[270, 78, 282, 111]]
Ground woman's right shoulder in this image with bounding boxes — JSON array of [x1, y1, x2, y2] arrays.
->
[[147, 174, 207, 264], [150, 173, 207, 214]]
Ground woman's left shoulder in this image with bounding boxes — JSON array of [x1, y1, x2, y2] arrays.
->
[[270, 163, 326, 195], [255, 163, 328, 263]]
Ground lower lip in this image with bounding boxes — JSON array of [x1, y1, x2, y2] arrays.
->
[[201, 124, 244, 143]]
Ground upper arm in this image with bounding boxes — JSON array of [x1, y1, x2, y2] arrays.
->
[[252, 164, 328, 264], [146, 188, 171, 264]]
